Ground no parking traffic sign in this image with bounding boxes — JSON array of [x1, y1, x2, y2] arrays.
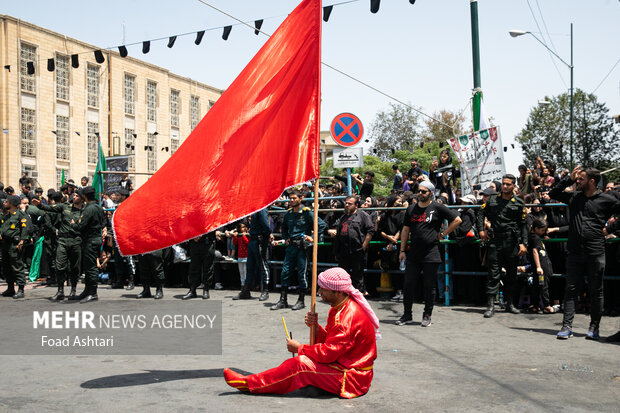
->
[[330, 113, 363, 147]]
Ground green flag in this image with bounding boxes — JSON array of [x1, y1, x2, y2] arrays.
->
[[92, 141, 107, 199], [61, 169, 65, 186], [472, 89, 490, 132], [29, 236, 44, 282]]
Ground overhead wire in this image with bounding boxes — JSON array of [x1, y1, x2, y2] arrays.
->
[[196, 0, 457, 132], [535, 0, 559, 56], [526, 0, 568, 89], [591, 56, 620, 95]]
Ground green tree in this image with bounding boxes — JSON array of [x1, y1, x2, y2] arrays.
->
[[422, 109, 467, 143], [516, 89, 619, 171], [320, 142, 450, 197], [368, 103, 423, 161]]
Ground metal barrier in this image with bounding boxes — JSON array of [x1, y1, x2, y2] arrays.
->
[[265, 237, 620, 306]]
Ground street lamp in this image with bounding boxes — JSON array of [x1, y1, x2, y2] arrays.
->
[[509, 25, 574, 170]]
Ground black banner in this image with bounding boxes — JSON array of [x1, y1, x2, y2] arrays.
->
[[103, 156, 129, 193]]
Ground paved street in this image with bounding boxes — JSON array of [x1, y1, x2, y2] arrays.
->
[[0, 284, 618, 413]]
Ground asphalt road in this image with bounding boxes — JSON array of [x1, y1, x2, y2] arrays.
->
[[0, 284, 618, 413]]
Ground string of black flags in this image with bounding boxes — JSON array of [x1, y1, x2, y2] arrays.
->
[[18, 0, 417, 75]]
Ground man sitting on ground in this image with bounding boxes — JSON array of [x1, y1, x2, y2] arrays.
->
[[224, 267, 379, 398]]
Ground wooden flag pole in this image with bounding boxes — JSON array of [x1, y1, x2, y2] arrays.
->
[[310, 178, 319, 345]]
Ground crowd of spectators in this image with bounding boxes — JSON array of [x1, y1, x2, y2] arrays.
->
[[2, 154, 620, 338]]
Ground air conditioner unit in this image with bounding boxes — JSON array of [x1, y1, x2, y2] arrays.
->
[[31, 171, 39, 178]]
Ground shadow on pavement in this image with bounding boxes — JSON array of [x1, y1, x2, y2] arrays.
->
[[509, 326, 585, 338], [379, 318, 421, 326], [449, 307, 484, 314], [81, 368, 232, 388], [219, 386, 337, 399]]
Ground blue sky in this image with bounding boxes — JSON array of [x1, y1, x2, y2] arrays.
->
[[4, 0, 619, 173]]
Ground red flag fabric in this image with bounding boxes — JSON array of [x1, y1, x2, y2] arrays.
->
[[113, 0, 321, 256]]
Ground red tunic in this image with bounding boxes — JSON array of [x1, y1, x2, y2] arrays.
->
[[245, 297, 377, 398]]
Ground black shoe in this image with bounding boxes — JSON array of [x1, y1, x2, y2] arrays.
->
[[483, 295, 495, 318], [202, 289, 210, 299], [506, 303, 521, 314], [68, 288, 77, 299], [1, 288, 16, 297], [182, 289, 198, 300], [12, 289, 25, 299], [585, 325, 600, 340], [259, 291, 269, 301], [80, 294, 98, 303], [270, 291, 288, 310], [136, 288, 152, 299], [154, 287, 164, 300], [69, 289, 89, 301], [233, 287, 251, 300], [395, 314, 413, 326], [291, 292, 305, 311], [125, 281, 135, 291], [50, 288, 65, 301]]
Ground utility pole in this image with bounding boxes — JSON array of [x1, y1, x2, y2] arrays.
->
[[470, 0, 484, 132]]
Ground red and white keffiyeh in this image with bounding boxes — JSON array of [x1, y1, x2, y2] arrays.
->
[[318, 267, 381, 339]]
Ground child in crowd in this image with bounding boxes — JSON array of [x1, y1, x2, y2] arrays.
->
[[234, 223, 250, 286], [528, 218, 555, 313]]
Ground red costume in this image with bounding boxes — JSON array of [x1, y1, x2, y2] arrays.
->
[[244, 297, 377, 398]]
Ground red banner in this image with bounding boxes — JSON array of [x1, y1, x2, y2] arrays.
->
[[113, 0, 321, 255]]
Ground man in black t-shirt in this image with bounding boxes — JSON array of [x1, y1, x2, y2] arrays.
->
[[352, 171, 374, 199], [396, 181, 461, 326], [550, 167, 620, 340], [333, 196, 375, 293], [407, 158, 424, 181]]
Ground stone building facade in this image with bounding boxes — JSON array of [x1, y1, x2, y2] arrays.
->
[[0, 15, 223, 191]]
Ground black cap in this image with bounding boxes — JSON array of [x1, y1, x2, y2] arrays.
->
[[79, 186, 95, 197], [7, 195, 21, 207], [481, 187, 497, 196]]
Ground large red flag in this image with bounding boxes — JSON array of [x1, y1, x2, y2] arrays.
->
[[113, 0, 321, 256]]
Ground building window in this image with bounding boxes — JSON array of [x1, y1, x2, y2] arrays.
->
[[22, 164, 37, 180], [20, 43, 36, 93], [56, 115, 70, 161], [171, 136, 179, 154], [147, 81, 157, 122], [87, 122, 99, 164], [87, 65, 99, 108], [56, 54, 69, 101], [56, 168, 64, 189], [147, 133, 157, 172], [124, 74, 135, 115], [20, 108, 36, 158], [190, 95, 200, 130], [170, 89, 180, 128], [124, 128, 136, 169]]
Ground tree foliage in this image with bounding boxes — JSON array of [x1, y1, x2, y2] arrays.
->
[[423, 109, 467, 143], [320, 140, 451, 197], [367, 102, 424, 161], [516, 89, 620, 172]]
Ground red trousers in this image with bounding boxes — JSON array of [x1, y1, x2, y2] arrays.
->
[[245, 355, 372, 398]]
